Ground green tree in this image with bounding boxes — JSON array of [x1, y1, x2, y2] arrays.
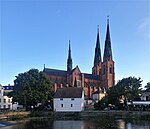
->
[[94, 77, 142, 110], [10, 69, 53, 110], [145, 82, 150, 89]]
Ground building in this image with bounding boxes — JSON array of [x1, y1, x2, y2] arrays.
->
[[44, 17, 115, 99], [53, 87, 84, 112], [141, 88, 150, 101], [92, 87, 106, 102], [0, 85, 13, 110]]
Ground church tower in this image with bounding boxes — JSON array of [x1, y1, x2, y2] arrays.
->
[[67, 40, 72, 72], [92, 26, 102, 75], [101, 16, 115, 89]]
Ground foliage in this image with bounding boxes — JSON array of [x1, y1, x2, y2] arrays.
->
[[145, 82, 150, 89], [95, 77, 142, 110], [10, 69, 53, 110]]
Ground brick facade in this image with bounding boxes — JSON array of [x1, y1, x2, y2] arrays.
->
[[44, 18, 115, 99]]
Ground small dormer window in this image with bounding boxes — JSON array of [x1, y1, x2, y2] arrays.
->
[[60, 98, 63, 100]]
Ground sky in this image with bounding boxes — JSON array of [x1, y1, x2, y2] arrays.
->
[[0, 0, 150, 87]]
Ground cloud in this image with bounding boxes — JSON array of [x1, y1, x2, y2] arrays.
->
[[138, 17, 150, 39]]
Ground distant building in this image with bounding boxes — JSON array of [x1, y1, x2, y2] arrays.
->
[[141, 88, 150, 101], [53, 87, 84, 112], [127, 89, 150, 110], [92, 87, 106, 102], [0, 85, 13, 110], [44, 17, 115, 99]]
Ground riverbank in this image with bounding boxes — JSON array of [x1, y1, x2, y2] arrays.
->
[[1, 111, 150, 121]]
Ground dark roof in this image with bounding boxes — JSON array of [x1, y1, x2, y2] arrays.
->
[[3, 86, 14, 90], [54, 87, 83, 98], [44, 68, 67, 77], [84, 73, 100, 80]]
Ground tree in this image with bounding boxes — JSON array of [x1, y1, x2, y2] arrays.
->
[[10, 69, 53, 110], [145, 82, 150, 89], [94, 77, 142, 110]]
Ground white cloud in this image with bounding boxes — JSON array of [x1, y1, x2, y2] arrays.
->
[[138, 17, 150, 39]]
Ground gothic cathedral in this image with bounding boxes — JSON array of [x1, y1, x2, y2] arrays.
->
[[44, 17, 115, 99]]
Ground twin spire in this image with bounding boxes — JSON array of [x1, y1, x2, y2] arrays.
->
[[94, 16, 113, 66], [67, 16, 113, 72]]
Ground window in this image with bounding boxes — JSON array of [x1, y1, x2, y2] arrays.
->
[[3, 105, 6, 109], [103, 65, 106, 74], [109, 65, 112, 74], [71, 98, 74, 101], [61, 104, 63, 107], [146, 96, 148, 101], [77, 80, 81, 87], [60, 98, 63, 100], [0, 98, 1, 103], [8, 105, 11, 109], [8, 99, 11, 103], [71, 104, 73, 107], [4, 99, 6, 103]]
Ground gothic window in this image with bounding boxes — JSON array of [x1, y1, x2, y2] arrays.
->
[[77, 80, 81, 87], [110, 65, 112, 74], [99, 69, 101, 75]]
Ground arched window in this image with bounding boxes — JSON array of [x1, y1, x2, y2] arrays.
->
[[110, 65, 112, 74]]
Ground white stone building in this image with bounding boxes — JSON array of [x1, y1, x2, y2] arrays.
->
[[92, 88, 106, 102], [53, 87, 84, 112], [141, 88, 150, 101], [0, 85, 13, 109]]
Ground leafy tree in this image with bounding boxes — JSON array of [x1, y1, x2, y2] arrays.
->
[[145, 82, 150, 89], [94, 77, 142, 110], [10, 69, 53, 110]]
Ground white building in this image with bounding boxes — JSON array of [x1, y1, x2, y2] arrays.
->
[[0, 85, 13, 109], [141, 88, 150, 101], [92, 88, 106, 102], [53, 87, 84, 112]]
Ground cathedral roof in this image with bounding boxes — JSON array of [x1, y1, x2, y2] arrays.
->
[[54, 87, 83, 98], [44, 68, 67, 77]]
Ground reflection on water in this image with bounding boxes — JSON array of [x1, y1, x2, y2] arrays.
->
[[1, 118, 150, 129]]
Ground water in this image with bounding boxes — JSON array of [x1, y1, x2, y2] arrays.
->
[[1, 118, 150, 129]]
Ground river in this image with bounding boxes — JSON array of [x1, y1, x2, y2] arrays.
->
[[0, 118, 150, 129]]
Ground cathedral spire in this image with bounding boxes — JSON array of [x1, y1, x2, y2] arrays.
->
[[103, 16, 112, 61], [94, 25, 102, 66], [67, 40, 72, 72]]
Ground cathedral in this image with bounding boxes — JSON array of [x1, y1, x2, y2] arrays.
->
[[44, 17, 115, 99]]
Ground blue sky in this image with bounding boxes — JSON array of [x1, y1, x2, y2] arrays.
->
[[0, 0, 150, 87]]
